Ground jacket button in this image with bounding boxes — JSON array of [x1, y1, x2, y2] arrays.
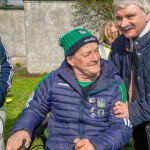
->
[[137, 53, 141, 56], [137, 77, 141, 80]]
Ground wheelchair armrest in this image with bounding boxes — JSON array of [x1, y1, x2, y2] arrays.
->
[[32, 116, 49, 139], [28, 115, 49, 149]]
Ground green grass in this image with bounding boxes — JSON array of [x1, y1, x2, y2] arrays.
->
[[4, 71, 134, 150], [5, 71, 45, 149]]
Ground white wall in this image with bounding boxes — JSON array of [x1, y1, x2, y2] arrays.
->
[[0, 1, 74, 73], [0, 9, 27, 67], [24, 1, 74, 73]]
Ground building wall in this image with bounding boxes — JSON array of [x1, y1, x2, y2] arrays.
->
[[0, 1, 74, 73], [0, 9, 27, 67], [24, 1, 73, 73]]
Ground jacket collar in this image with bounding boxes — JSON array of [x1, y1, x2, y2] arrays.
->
[[139, 20, 150, 38], [125, 28, 150, 52], [134, 30, 150, 51], [57, 60, 117, 96], [100, 41, 111, 49]]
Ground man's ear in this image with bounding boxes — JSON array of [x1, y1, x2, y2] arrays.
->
[[146, 12, 150, 21], [66, 56, 75, 67]]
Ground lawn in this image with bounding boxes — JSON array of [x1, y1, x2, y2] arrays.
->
[[5, 70, 46, 149], [4, 70, 134, 150]]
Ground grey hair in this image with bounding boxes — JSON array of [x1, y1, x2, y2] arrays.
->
[[113, 0, 150, 14]]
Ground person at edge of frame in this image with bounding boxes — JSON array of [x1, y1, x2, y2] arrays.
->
[[109, 0, 150, 150], [0, 37, 13, 150]]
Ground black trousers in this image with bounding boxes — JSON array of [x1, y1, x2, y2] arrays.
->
[[133, 123, 149, 150]]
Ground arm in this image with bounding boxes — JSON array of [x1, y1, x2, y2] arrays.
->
[[0, 39, 13, 107], [6, 130, 31, 150], [128, 50, 150, 126], [128, 97, 150, 127], [113, 98, 150, 127], [6, 74, 52, 149], [112, 51, 150, 126]]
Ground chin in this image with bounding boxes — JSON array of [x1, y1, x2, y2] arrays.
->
[[123, 31, 137, 39], [91, 69, 100, 75]]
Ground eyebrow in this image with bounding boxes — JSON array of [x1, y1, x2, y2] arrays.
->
[[116, 12, 136, 18]]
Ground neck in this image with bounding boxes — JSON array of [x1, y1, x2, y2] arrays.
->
[[139, 20, 150, 38], [74, 72, 99, 82]]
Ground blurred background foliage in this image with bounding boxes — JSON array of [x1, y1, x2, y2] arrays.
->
[[72, 0, 114, 33]]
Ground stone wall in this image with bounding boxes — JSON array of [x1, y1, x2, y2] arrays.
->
[[0, 1, 74, 73], [0, 9, 26, 67], [24, 1, 74, 73]]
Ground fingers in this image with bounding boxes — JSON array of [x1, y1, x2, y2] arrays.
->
[[113, 101, 124, 113], [6, 130, 31, 150], [74, 138, 95, 150], [113, 101, 129, 119], [74, 138, 80, 144], [115, 113, 128, 118], [114, 101, 125, 107], [74, 139, 85, 150]]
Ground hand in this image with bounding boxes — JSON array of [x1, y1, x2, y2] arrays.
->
[[113, 101, 129, 118], [6, 130, 31, 150], [74, 138, 95, 150]]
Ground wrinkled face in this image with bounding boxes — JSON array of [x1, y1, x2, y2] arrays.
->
[[67, 42, 100, 81], [115, 4, 150, 38], [106, 26, 119, 44]]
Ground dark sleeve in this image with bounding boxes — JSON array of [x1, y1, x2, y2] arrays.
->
[[109, 36, 124, 75], [128, 92, 150, 127], [0, 39, 13, 107], [109, 42, 116, 65], [90, 79, 132, 150], [126, 46, 150, 126]]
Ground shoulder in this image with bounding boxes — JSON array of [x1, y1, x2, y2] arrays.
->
[[101, 60, 120, 79], [34, 70, 58, 90], [113, 34, 126, 43], [111, 34, 126, 53], [102, 59, 124, 83], [101, 59, 118, 73]]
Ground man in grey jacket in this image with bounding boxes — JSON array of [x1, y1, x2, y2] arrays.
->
[[110, 0, 150, 149]]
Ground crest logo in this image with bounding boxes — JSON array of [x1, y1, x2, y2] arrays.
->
[[89, 97, 96, 104], [97, 109, 105, 116], [97, 98, 106, 109], [78, 30, 87, 34]]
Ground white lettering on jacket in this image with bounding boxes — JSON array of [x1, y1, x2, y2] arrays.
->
[[26, 92, 34, 107], [58, 83, 70, 87]]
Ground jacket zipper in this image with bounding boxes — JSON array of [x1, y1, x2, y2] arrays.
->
[[79, 81, 117, 139], [79, 99, 84, 139]]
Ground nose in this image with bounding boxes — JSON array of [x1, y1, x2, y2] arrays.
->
[[119, 18, 129, 28], [91, 52, 100, 61]]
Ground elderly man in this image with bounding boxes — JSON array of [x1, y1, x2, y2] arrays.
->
[[0, 38, 13, 150], [109, 0, 150, 149], [6, 28, 132, 150]]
